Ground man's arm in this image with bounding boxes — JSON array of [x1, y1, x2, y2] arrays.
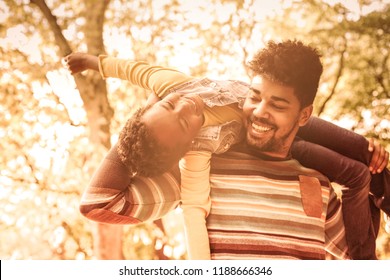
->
[[79, 144, 181, 224]]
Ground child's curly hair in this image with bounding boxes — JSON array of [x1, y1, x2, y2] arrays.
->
[[248, 40, 323, 108], [117, 106, 189, 177]]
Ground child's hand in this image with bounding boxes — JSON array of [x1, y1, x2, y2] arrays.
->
[[368, 138, 389, 174], [62, 53, 99, 75]]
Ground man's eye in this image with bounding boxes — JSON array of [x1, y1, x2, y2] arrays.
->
[[272, 104, 286, 110], [250, 95, 260, 102], [248, 93, 255, 99]]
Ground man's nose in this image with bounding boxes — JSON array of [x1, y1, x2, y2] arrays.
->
[[253, 102, 269, 118]]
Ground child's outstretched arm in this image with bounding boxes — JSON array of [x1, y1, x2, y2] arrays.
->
[[64, 53, 99, 74], [64, 53, 193, 98]]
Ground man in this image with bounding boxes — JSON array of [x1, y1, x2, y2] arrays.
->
[[184, 40, 348, 259], [68, 42, 388, 260]]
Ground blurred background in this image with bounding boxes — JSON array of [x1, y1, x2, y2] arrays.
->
[[0, 0, 389, 260]]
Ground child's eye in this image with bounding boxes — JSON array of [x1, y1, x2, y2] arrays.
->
[[166, 101, 175, 109]]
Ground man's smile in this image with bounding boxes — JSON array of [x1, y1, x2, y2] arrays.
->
[[251, 122, 273, 133], [248, 119, 275, 138]]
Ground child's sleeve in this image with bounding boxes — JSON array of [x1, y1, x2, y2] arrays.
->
[[97, 55, 193, 98], [79, 144, 181, 224], [179, 150, 212, 260], [324, 185, 350, 260]]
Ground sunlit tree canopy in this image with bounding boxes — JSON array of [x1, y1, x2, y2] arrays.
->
[[1, 0, 389, 260]]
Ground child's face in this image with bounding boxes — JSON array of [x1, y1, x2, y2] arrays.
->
[[142, 93, 205, 151]]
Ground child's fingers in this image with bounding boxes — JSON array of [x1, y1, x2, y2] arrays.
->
[[62, 54, 79, 75], [369, 138, 377, 173], [368, 138, 389, 174], [368, 138, 374, 152], [377, 150, 389, 173]]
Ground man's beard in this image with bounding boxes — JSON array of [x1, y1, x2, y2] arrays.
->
[[245, 116, 298, 155], [246, 132, 285, 153]]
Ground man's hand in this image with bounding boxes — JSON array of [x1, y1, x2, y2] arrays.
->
[[62, 53, 99, 75], [368, 138, 389, 174]]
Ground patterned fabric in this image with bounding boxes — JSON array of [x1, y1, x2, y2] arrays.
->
[[206, 145, 349, 260], [79, 144, 181, 224]]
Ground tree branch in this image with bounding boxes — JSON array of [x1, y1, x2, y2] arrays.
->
[[44, 76, 86, 127], [29, 0, 73, 56], [317, 37, 347, 116], [377, 51, 390, 98], [83, 0, 111, 55]]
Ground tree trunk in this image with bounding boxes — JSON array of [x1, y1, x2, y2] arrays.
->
[[31, 0, 124, 259], [81, 0, 124, 260], [92, 223, 124, 259]]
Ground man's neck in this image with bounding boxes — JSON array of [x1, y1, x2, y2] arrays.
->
[[235, 142, 292, 161]]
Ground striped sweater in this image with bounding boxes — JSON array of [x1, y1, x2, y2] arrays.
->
[[207, 145, 349, 259], [79, 144, 349, 260]]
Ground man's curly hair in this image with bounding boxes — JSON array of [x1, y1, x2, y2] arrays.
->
[[117, 105, 189, 177], [248, 40, 323, 108]]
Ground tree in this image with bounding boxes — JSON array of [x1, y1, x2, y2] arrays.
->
[[1, 0, 389, 259]]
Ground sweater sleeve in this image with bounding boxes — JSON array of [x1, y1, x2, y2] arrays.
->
[[79, 144, 181, 224], [179, 151, 212, 259], [98, 55, 193, 98], [324, 185, 350, 259]]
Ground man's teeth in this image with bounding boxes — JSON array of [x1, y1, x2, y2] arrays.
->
[[252, 123, 272, 132]]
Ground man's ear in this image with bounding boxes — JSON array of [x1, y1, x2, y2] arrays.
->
[[299, 104, 313, 127]]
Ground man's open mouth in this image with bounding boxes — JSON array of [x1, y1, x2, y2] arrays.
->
[[251, 122, 273, 134]]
